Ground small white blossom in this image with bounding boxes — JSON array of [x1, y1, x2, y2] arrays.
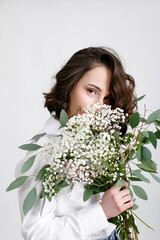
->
[[41, 103, 131, 197]]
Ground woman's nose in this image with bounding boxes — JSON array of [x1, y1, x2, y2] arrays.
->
[[95, 96, 105, 104]]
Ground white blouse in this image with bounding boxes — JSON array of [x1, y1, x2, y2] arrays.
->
[[15, 115, 116, 240]]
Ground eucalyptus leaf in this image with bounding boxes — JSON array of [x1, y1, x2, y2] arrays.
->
[[113, 131, 120, 144], [132, 198, 136, 203], [132, 204, 139, 210], [148, 131, 157, 149], [154, 120, 160, 126], [140, 131, 149, 138], [35, 164, 50, 181], [128, 185, 133, 198], [141, 159, 157, 171], [60, 109, 69, 127], [21, 155, 36, 173], [19, 143, 42, 151], [116, 179, 124, 188], [129, 150, 135, 160], [54, 179, 69, 190], [136, 146, 141, 161], [23, 187, 37, 215], [141, 145, 152, 161], [121, 155, 128, 164], [40, 190, 45, 199], [154, 130, 160, 139], [6, 176, 29, 191], [30, 133, 46, 141], [128, 177, 142, 181], [129, 112, 140, 128], [133, 170, 150, 183], [150, 173, 160, 183], [142, 137, 150, 144], [40, 195, 46, 216], [134, 95, 146, 102], [83, 188, 93, 202], [146, 109, 160, 123], [132, 185, 148, 200], [136, 163, 157, 173]]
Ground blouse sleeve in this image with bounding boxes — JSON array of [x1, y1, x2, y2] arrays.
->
[[15, 136, 115, 240]]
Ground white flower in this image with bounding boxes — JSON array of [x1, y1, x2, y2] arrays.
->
[[42, 103, 129, 196]]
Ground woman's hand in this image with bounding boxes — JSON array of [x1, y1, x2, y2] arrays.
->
[[100, 181, 133, 219]]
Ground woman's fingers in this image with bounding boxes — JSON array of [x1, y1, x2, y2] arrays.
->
[[121, 194, 132, 204], [119, 188, 130, 198], [121, 200, 134, 212], [100, 180, 133, 219], [111, 181, 129, 192]]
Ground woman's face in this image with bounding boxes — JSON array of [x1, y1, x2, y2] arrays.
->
[[67, 65, 112, 117]]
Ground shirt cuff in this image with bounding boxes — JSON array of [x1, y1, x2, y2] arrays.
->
[[77, 202, 110, 236]]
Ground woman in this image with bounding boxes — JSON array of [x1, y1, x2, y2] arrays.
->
[[16, 47, 136, 240]]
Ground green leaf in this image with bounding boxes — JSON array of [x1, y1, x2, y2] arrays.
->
[[154, 120, 160, 126], [121, 155, 128, 164], [21, 155, 37, 173], [54, 179, 69, 190], [146, 109, 160, 123], [141, 145, 152, 161], [133, 170, 150, 183], [60, 109, 69, 127], [116, 179, 124, 188], [136, 163, 157, 173], [140, 131, 149, 138], [134, 95, 146, 102], [40, 195, 46, 216], [132, 204, 139, 210], [30, 133, 46, 141], [35, 164, 50, 181], [128, 185, 133, 198], [113, 131, 120, 144], [19, 143, 42, 151], [129, 150, 135, 160], [139, 132, 150, 144], [23, 187, 37, 215], [132, 185, 148, 200], [141, 159, 157, 171], [148, 131, 157, 149], [6, 176, 29, 191], [129, 112, 140, 128], [128, 177, 142, 181], [136, 146, 141, 161], [154, 130, 160, 139], [83, 188, 93, 202], [150, 173, 160, 183], [142, 137, 150, 144], [40, 190, 45, 199]]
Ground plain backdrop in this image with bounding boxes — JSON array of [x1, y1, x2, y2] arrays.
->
[[1, 0, 160, 239]]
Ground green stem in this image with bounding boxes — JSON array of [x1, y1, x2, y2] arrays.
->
[[130, 210, 154, 231]]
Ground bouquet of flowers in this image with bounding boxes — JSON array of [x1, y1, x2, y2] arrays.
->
[[7, 96, 160, 240]]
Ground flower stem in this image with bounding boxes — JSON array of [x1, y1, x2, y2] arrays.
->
[[130, 210, 154, 231]]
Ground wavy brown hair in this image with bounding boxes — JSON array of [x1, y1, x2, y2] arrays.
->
[[44, 47, 137, 118]]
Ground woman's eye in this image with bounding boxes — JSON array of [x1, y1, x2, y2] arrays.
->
[[88, 89, 96, 95]]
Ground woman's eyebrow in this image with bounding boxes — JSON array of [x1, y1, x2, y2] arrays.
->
[[87, 84, 102, 92]]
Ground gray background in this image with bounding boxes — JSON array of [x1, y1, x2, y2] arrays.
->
[[1, 0, 160, 239]]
